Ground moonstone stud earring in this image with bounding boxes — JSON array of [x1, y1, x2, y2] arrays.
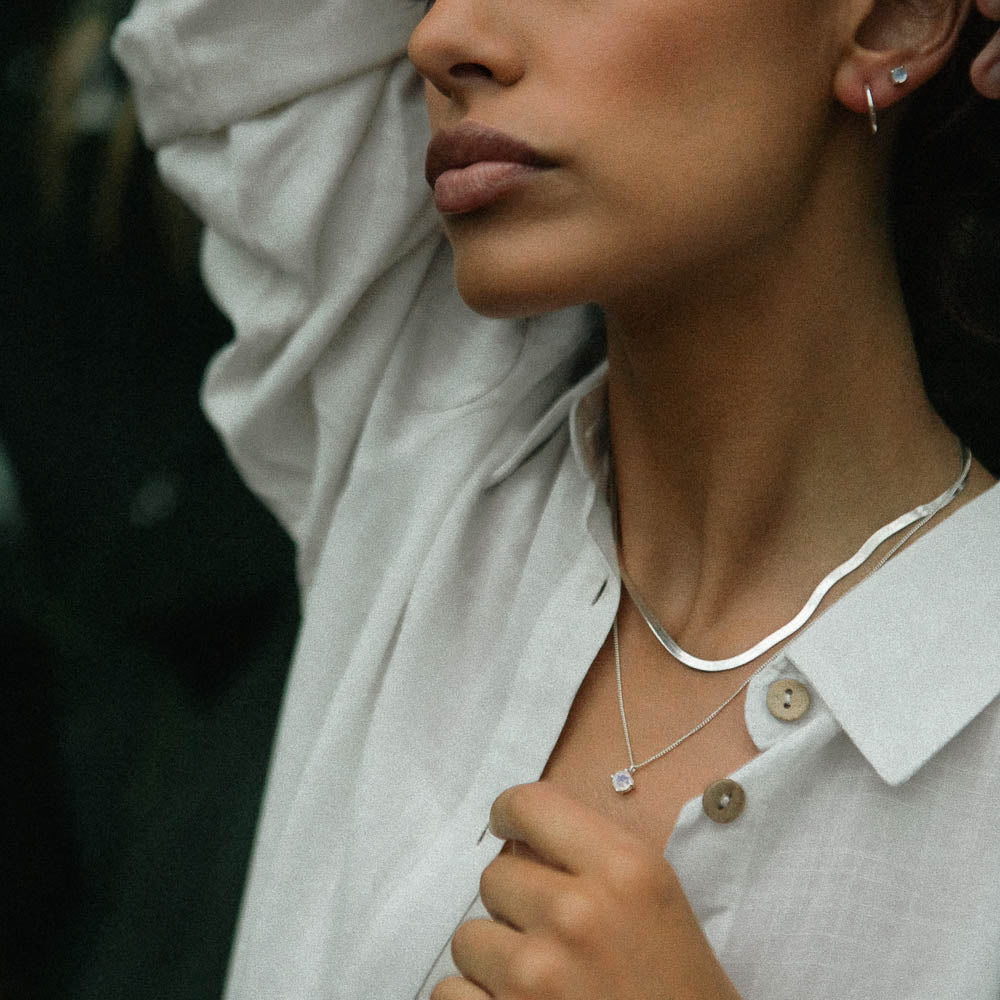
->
[[890, 65, 909, 85]]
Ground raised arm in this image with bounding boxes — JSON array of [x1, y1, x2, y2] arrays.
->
[[112, 0, 444, 578]]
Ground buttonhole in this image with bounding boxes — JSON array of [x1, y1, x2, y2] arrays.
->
[[592, 578, 608, 605], [718, 793, 731, 809], [784, 689, 794, 708]]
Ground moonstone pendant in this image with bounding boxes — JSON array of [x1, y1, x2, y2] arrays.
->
[[611, 769, 635, 794]]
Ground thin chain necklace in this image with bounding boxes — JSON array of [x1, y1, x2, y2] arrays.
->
[[609, 441, 972, 793], [610, 619, 777, 793], [618, 443, 971, 673]]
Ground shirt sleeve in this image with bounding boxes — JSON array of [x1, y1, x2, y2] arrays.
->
[[111, 0, 449, 571]]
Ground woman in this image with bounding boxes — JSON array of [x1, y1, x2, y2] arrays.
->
[[114, 0, 1000, 996]]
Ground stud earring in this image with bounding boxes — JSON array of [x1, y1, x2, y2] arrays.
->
[[865, 83, 878, 135], [890, 65, 909, 86]]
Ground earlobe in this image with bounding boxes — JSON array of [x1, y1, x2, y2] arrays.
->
[[833, 0, 972, 119], [833, 60, 912, 125]]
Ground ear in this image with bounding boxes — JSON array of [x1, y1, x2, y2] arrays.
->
[[833, 0, 973, 119]]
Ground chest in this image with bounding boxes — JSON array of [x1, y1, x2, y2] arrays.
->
[[539, 615, 762, 849]]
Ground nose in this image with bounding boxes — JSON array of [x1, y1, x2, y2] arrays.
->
[[407, 0, 523, 100]]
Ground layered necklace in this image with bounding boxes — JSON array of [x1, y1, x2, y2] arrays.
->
[[609, 443, 971, 793]]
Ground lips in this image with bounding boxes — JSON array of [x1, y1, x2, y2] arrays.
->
[[425, 122, 556, 214]]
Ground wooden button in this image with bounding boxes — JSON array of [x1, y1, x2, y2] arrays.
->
[[766, 678, 811, 722], [702, 779, 746, 824]]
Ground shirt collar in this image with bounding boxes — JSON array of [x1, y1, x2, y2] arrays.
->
[[487, 363, 618, 577], [487, 361, 610, 488], [784, 480, 1000, 786], [490, 368, 1000, 787]]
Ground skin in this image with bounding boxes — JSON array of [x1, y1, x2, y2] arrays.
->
[[408, 0, 1000, 996], [443, 783, 743, 1000], [972, 0, 1000, 95], [414, 0, 850, 319]]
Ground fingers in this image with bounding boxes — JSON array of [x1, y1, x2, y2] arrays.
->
[[971, 38, 1000, 98], [453, 784, 717, 999], [449, 918, 523, 997], [479, 852, 570, 930], [429, 975, 491, 1000], [489, 782, 642, 878], [451, 916, 582, 1000], [972, 0, 1000, 99]]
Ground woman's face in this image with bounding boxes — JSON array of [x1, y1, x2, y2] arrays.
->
[[409, 0, 854, 319]]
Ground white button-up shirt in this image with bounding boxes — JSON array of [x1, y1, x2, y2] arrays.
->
[[113, 2, 1000, 997]]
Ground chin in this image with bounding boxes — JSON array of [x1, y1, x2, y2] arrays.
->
[[448, 229, 593, 320], [453, 274, 562, 319]]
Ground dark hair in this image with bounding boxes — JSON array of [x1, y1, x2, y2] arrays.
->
[[892, 9, 1000, 476]]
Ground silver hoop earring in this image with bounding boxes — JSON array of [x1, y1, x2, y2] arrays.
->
[[865, 83, 878, 135]]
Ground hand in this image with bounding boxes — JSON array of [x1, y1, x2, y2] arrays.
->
[[971, 0, 1000, 98], [431, 782, 742, 1000]]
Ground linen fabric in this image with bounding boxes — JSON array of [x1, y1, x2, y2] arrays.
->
[[113, 2, 1000, 998]]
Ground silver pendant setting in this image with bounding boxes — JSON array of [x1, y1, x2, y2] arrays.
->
[[611, 769, 635, 794]]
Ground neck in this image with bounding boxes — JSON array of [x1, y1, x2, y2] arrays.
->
[[602, 159, 960, 658]]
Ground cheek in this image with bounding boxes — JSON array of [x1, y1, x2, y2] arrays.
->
[[429, 0, 840, 315], [567, 10, 835, 267]]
